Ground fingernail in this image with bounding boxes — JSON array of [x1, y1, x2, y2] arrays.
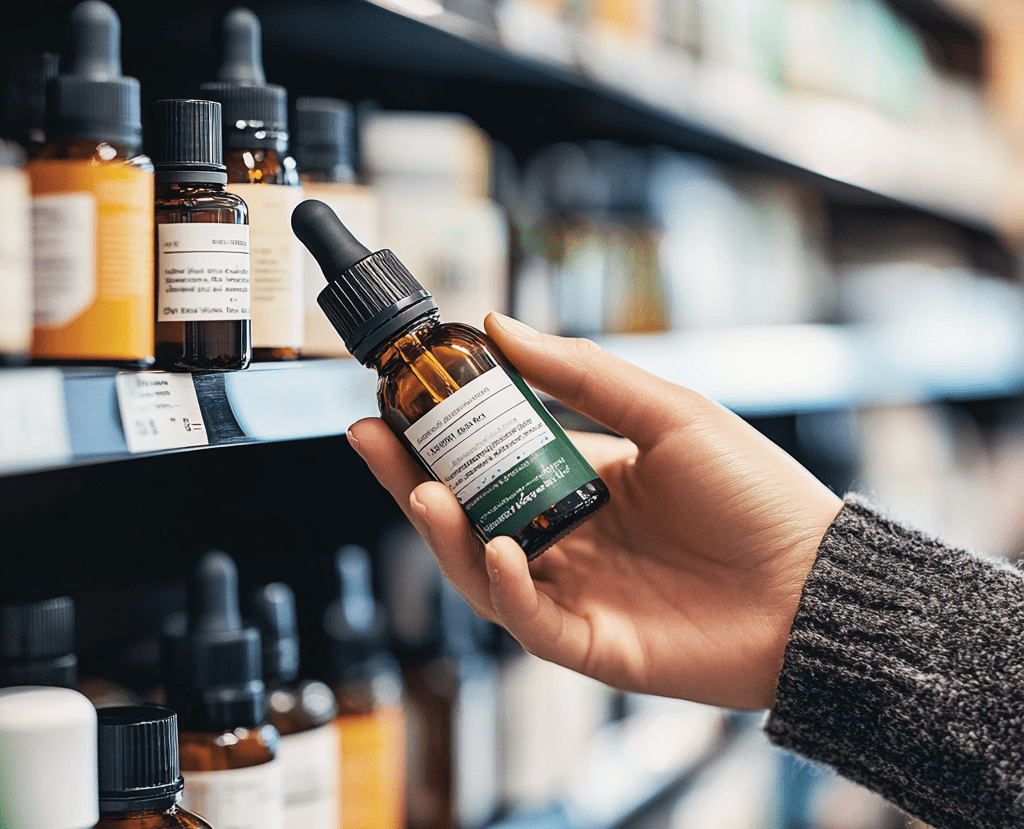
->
[[490, 312, 539, 341], [410, 490, 428, 519], [486, 544, 500, 584], [346, 428, 360, 448]]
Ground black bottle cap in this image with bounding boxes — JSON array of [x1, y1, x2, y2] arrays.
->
[[200, 7, 288, 151], [47, 1, 141, 150], [153, 99, 226, 183], [250, 583, 300, 686], [323, 545, 385, 678], [3, 51, 60, 149], [97, 705, 184, 813], [293, 97, 353, 180], [0, 597, 77, 689], [291, 199, 438, 364], [179, 551, 266, 731]]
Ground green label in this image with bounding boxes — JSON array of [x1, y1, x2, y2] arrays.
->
[[403, 366, 598, 539]]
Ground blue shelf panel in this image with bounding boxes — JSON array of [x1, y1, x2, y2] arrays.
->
[[3, 318, 1023, 477]]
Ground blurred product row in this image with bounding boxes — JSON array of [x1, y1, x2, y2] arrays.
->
[[0, 530, 687, 829], [3, 520, 958, 829], [495, 0, 1017, 228], [0, 2, 506, 369], [4, 2, 1021, 378]]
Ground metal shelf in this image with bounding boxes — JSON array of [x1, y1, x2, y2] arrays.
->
[[5, 314, 1023, 477]]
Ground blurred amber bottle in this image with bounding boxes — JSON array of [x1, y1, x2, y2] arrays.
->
[[252, 582, 339, 829], [28, 1, 153, 365], [325, 545, 407, 829], [201, 8, 303, 361]]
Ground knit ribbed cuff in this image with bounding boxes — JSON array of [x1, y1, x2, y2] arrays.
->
[[765, 496, 1024, 829]]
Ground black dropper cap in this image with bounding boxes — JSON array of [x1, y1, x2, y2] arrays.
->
[[47, 1, 141, 151], [291, 199, 438, 364], [152, 99, 226, 184], [323, 546, 386, 678], [97, 706, 184, 813], [293, 97, 354, 181], [3, 51, 60, 150], [179, 551, 266, 731], [0, 597, 77, 689], [200, 7, 288, 151], [250, 583, 300, 686]]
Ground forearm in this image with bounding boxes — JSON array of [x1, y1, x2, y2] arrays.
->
[[766, 496, 1024, 829]]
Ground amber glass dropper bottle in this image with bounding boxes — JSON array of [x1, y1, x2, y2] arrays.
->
[[28, 0, 154, 366], [201, 7, 303, 362], [152, 99, 251, 371], [251, 582, 339, 829], [96, 705, 214, 829], [167, 551, 283, 829], [324, 544, 406, 829], [292, 199, 609, 560]]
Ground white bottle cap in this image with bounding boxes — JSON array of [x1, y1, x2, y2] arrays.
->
[[0, 686, 98, 829]]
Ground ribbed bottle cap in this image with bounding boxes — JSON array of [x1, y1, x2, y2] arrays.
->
[[3, 51, 60, 149], [0, 687, 99, 829], [153, 99, 224, 172], [291, 199, 437, 364], [47, 1, 141, 150], [0, 597, 77, 690], [97, 706, 184, 813], [180, 551, 266, 731], [200, 8, 288, 151], [293, 97, 353, 178], [250, 583, 300, 685]]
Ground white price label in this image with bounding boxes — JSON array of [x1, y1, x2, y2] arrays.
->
[[0, 369, 72, 474], [115, 371, 209, 454]]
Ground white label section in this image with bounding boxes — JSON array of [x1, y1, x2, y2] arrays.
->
[[115, 371, 209, 454], [32, 192, 96, 327], [181, 760, 284, 829], [0, 369, 72, 474], [277, 725, 340, 829], [404, 367, 555, 503], [0, 168, 33, 354], [454, 658, 500, 828], [226, 183, 304, 350], [157, 223, 250, 321]]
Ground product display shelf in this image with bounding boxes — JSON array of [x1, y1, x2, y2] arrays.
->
[[0, 360, 376, 478], [249, 0, 1015, 252], [4, 311, 1022, 478], [489, 703, 739, 829]]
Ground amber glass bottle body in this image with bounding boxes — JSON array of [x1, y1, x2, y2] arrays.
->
[[369, 314, 609, 560], [178, 722, 278, 771], [330, 655, 406, 829], [154, 181, 251, 370], [266, 679, 336, 737], [29, 138, 154, 366], [224, 147, 301, 362], [96, 806, 213, 829]]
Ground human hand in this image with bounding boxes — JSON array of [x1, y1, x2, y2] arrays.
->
[[348, 312, 843, 710]]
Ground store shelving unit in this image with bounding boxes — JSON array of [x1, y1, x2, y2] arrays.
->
[[1, 1, 1021, 827], [4, 310, 1024, 478]]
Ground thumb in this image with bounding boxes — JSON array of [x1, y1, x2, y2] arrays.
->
[[484, 312, 681, 449]]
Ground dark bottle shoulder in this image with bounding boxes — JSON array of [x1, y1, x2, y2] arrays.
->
[[155, 188, 247, 219], [224, 149, 300, 186], [95, 805, 214, 829]]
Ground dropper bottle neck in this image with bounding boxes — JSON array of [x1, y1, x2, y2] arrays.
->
[[365, 312, 441, 373]]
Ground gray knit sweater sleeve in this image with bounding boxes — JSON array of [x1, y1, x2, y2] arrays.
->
[[765, 496, 1024, 829]]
